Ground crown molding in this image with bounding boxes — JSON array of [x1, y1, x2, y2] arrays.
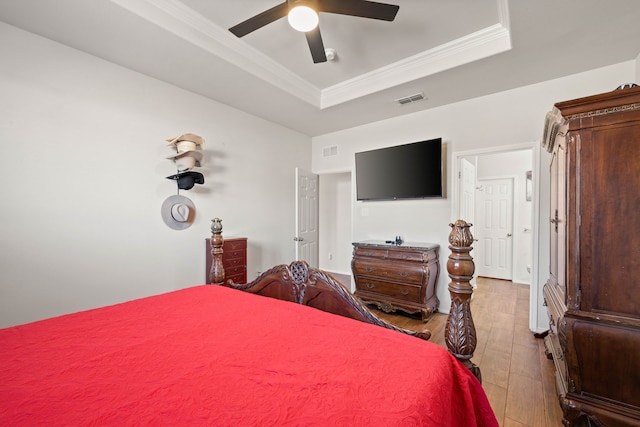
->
[[111, 0, 322, 107], [111, 0, 511, 110], [320, 0, 512, 109], [496, 0, 511, 31]]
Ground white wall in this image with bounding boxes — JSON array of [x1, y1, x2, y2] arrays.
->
[[0, 22, 311, 328], [312, 60, 636, 331]]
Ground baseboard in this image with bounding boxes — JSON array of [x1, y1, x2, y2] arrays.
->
[[327, 270, 352, 277]]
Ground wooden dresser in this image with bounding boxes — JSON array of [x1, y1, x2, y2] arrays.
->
[[542, 85, 640, 426], [206, 237, 247, 284], [351, 241, 439, 321]]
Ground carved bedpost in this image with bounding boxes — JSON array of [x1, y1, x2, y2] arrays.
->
[[445, 220, 481, 381], [209, 218, 225, 285]]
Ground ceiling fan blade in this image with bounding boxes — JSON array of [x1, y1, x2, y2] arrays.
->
[[318, 0, 399, 21], [305, 27, 327, 63], [229, 2, 289, 37]]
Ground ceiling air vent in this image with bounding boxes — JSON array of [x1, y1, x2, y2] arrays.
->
[[322, 145, 338, 157], [395, 92, 425, 105]]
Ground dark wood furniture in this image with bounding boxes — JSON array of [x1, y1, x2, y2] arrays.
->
[[351, 240, 439, 321], [542, 85, 640, 426], [206, 228, 247, 284], [214, 220, 480, 380]]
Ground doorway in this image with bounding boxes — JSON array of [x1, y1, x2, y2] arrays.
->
[[317, 172, 352, 278], [452, 142, 540, 332]]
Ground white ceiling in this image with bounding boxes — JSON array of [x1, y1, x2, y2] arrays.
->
[[1, 0, 639, 136]]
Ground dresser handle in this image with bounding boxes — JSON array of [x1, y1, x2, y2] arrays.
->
[[363, 251, 375, 256], [363, 267, 375, 273], [400, 289, 409, 295], [365, 283, 376, 289], [400, 271, 409, 277]]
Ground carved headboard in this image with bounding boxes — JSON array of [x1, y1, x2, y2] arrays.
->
[[208, 218, 480, 381], [224, 260, 431, 341]]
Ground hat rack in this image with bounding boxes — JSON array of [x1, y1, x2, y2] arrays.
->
[[161, 133, 205, 230]]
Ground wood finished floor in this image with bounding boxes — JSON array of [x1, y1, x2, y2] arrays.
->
[[334, 274, 564, 427]]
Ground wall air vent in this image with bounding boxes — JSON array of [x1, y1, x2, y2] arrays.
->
[[322, 145, 338, 157], [395, 92, 425, 105]]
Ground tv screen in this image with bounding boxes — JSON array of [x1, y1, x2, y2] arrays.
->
[[355, 138, 443, 201]]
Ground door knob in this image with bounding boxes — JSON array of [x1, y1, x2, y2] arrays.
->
[[507, 233, 512, 237], [293, 237, 304, 242]]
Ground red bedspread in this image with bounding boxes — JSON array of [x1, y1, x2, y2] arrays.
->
[[0, 285, 497, 426]]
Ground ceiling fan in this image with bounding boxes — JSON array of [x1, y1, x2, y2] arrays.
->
[[229, 0, 400, 63]]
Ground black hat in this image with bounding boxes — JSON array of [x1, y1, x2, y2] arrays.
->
[[166, 171, 204, 190]]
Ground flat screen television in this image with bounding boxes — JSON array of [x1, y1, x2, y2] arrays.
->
[[355, 138, 443, 201]]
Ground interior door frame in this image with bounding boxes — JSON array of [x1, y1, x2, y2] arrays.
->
[[451, 141, 542, 333]]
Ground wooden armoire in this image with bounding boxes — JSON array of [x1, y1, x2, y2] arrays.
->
[[542, 85, 640, 426]]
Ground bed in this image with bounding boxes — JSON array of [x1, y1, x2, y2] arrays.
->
[[0, 220, 496, 426]]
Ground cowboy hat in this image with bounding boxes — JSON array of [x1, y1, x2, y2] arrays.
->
[[166, 150, 203, 171], [166, 133, 205, 148], [166, 138, 204, 171], [166, 171, 205, 190], [161, 195, 195, 230]]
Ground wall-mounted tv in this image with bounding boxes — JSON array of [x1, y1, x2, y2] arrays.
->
[[355, 138, 443, 201]]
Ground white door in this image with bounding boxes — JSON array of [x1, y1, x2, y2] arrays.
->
[[459, 158, 476, 224], [295, 168, 319, 267], [476, 178, 514, 280], [459, 158, 477, 288]]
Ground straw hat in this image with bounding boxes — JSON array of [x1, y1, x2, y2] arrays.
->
[[166, 137, 204, 171], [166, 149, 203, 171], [166, 133, 205, 148]]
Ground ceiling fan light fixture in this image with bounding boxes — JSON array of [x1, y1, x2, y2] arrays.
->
[[287, 5, 319, 32]]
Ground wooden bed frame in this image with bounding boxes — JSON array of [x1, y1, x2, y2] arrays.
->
[[209, 218, 480, 380]]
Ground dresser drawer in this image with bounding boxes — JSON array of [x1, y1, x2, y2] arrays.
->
[[354, 247, 388, 259], [356, 277, 422, 303], [386, 250, 426, 262], [354, 246, 430, 263], [226, 250, 245, 260], [225, 265, 245, 277], [352, 261, 423, 284], [224, 257, 245, 269], [225, 239, 247, 251]]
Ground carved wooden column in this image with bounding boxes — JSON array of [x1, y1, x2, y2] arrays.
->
[[209, 218, 225, 285], [445, 219, 480, 381]]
